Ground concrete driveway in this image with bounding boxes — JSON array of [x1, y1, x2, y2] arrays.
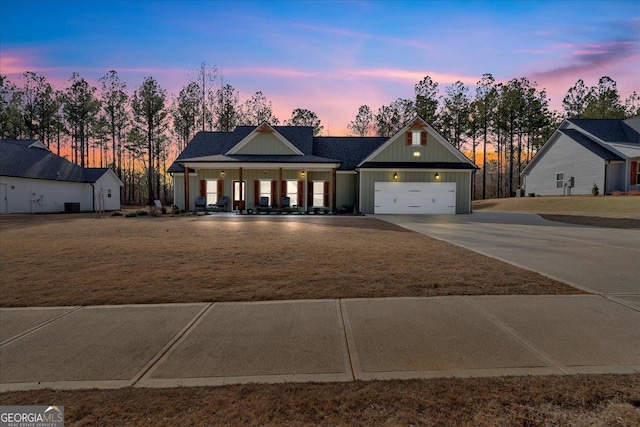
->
[[377, 212, 640, 298]]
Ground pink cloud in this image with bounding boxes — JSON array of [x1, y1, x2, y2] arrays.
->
[[346, 68, 478, 85], [532, 40, 638, 81]]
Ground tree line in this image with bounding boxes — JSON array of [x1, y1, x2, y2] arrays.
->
[[1, 64, 638, 205]]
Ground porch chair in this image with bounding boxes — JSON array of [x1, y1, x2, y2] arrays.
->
[[256, 196, 271, 214], [210, 196, 229, 212], [281, 196, 292, 214], [195, 196, 207, 212]]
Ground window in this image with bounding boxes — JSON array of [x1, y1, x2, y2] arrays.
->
[[411, 131, 421, 146], [313, 181, 325, 207], [233, 181, 245, 202], [259, 180, 271, 205], [286, 181, 297, 204], [205, 180, 217, 205], [107, 189, 112, 198], [556, 173, 564, 189]]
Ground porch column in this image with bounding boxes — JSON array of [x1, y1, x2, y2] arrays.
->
[[331, 168, 337, 213], [239, 167, 243, 211], [278, 167, 283, 208], [184, 166, 190, 211], [304, 169, 308, 212]]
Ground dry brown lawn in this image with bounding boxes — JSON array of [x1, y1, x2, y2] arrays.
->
[[1, 374, 638, 426], [0, 214, 580, 307], [474, 195, 640, 229], [474, 195, 640, 224]]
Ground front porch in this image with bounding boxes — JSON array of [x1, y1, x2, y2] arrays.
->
[[182, 165, 339, 214]]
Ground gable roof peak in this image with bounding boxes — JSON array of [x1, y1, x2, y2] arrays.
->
[[226, 123, 304, 155], [407, 116, 429, 130], [255, 123, 274, 133]]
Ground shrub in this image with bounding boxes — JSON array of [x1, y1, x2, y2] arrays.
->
[[125, 212, 137, 218], [591, 183, 599, 196], [111, 211, 123, 217], [135, 210, 148, 216]]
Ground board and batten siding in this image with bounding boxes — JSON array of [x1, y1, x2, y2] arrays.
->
[[336, 173, 357, 210], [369, 132, 461, 163], [233, 133, 298, 155], [172, 174, 199, 211], [359, 170, 472, 214], [605, 162, 626, 194], [524, 134, 605, 195], [0, 176, 93, 213]]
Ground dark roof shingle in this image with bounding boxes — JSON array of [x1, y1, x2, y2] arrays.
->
[[568, 118, 640, 144], [0, 139, 110, 182], [313, 137, 388, 170]]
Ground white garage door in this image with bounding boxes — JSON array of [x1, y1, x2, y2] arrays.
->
[[374, 182, 456, 214]]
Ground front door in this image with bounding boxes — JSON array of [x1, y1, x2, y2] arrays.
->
[[0, 184, 7, 214], [233, 180, 246, 212]]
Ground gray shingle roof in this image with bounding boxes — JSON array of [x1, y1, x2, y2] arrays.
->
[[558, 129, 624, 161], [168, 163, 182, 173], [175, 131, 241, 160], [171, 128, 389, 172], [176, 126, 317, 162], [83, 168, 112, 182], [313, 137, 388, 170], [170, 124, 476, 173], [0, 139, 110, 182], [568, 118, 640, 144]]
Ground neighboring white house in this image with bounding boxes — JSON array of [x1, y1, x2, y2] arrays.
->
[[522, 116, 640, 196], [0, 139, 124, 214]]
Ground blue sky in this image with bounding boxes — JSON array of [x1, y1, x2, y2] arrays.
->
[[1, 0, 638, 133]]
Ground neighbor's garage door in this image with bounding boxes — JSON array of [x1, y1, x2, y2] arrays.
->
[[374, 182, 456, 214]]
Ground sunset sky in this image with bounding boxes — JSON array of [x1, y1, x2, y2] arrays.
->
[[1, 0, 639, 135]]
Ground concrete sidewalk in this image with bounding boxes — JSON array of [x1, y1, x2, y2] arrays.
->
[[1, 296, 639, 391]]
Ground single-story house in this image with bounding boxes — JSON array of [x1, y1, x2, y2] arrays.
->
[[0, 139, 124, 214], [522, 116, 640, 195], [169, 117, 478, 214]]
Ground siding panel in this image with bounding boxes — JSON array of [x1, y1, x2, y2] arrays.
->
[[0, 176, 93, 213], [336, 174, 357, 210], [234, 133, 299, 155], [524, 134, 605, 195], [370, 132, 461, 163]]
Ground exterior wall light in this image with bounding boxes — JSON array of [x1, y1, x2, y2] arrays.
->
[[301, 170, 306, 177], [413, 151, 421, 157], [434, 173, 440, 181], [220, 170, 226, 177], [393, 172, 398, 180]]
